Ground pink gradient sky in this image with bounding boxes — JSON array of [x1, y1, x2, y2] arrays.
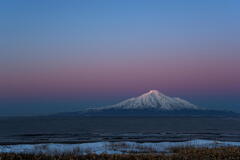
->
[[1, 56, 239, 100]]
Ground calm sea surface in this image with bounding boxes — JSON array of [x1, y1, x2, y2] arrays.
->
[[0, 117, 240, 144]]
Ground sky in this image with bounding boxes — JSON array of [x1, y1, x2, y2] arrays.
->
[[0, 0, 240, 116]]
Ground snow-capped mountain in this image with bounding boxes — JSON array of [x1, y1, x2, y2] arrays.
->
[[54, 90, 238, 117], [94, 90, 199, 111]]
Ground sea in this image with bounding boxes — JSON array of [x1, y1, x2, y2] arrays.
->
[[1, 116, 240, 145]]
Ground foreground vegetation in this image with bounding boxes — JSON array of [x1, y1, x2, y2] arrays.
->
[[1, 146, 240, 160]]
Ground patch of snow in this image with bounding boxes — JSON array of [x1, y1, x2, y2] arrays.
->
[[0, 140, 240, 155]]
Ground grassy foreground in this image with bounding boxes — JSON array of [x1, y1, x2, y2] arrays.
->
[[0, 146, 240, 160]]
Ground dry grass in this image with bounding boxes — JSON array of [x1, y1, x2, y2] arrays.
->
[[1, 146, 240, 160], [169, 146, 240, 160]]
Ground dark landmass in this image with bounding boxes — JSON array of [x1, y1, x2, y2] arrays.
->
[[55, 108, 240, 117]]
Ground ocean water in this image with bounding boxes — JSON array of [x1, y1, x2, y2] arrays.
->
[[0, 117, 240, 144]]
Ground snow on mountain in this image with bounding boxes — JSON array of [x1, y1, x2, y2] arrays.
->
[[93, 90, 199, 111]]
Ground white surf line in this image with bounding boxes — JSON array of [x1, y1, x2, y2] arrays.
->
[[0, 139, 240, 155]]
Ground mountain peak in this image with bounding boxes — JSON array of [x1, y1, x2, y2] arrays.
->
[[143, 90, 165, 97], [96, 90, 199, 111], [148, 90, 159, 94]]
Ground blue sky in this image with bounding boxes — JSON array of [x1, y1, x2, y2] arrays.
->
[[0, 0, 240, 115]]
